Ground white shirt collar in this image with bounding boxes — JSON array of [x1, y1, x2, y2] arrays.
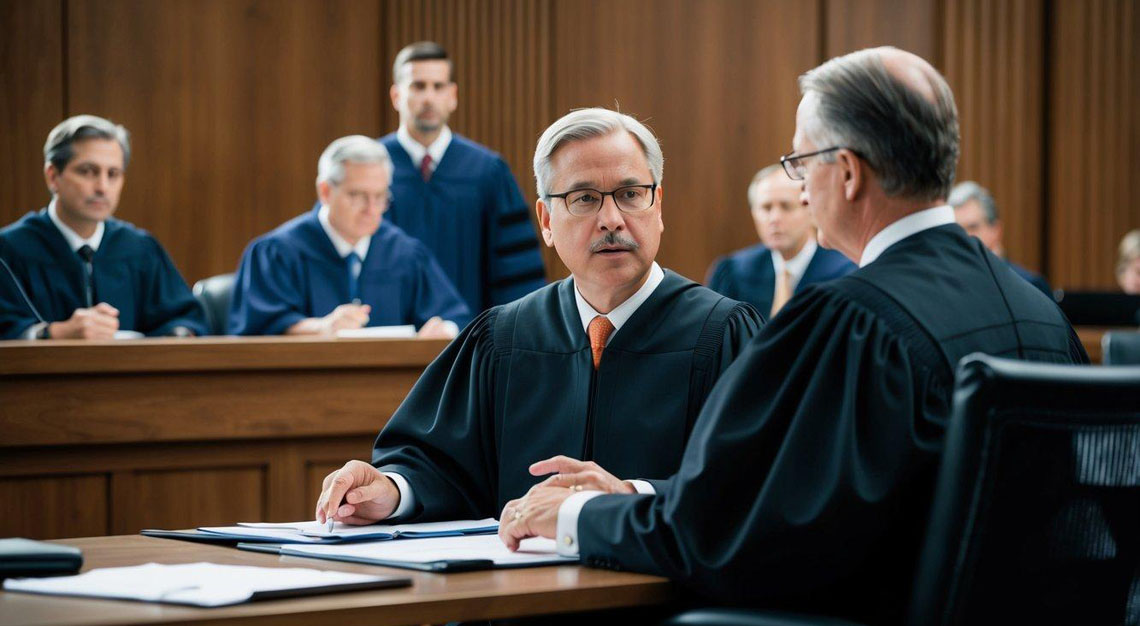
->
[[47, 198, 104, 252], [573, 262, 665, 343], [396, 125, 452, 172], [771, 237, 818, 291], [317, 204, 371, 260], [859, 205, 956, 267]]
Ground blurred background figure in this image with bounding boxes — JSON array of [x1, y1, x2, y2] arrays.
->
[[949, 181, 1051, 296], [1117, 229, 1140, 294]]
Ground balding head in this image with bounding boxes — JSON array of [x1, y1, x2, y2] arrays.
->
[[798, 46, 959, 202]]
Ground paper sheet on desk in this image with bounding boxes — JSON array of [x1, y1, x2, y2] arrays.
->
[[336, 325, 416, 338], [281, 534, 576, 569], [194, 518, 499, 543], [2, 562, 405, 607]]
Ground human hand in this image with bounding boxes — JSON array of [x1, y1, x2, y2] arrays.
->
[[321, 303, 371, 333], [314, 460, 400, 525], [529, 455, 637, 494], [498, 485, 573, 551], [416, 316, 456, 339], [50, 303, 120, 340]]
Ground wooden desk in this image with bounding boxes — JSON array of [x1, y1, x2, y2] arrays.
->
[[0, 337, 447, 540], [0, 535, 673, 625], [1076, 326, 1110, 363]]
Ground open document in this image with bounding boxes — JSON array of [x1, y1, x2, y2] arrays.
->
[[258, 534, 577, 572], [142, 518, 498, 545], [2, 562, 409, 607]]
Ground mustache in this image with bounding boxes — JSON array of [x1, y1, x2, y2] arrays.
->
[[589, 232, 640, 253]]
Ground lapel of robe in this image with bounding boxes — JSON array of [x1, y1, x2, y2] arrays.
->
[[28, 211, 90, 320]]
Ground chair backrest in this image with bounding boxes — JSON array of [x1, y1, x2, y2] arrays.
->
[[192, 273, 235, 336], [909, 354, 1140, 626], [1105, 331, 1140, 365]]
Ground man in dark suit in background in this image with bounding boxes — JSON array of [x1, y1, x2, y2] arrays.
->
[[501, 47, 1087, 625], [949, 180, 1052, 296], [707, 163, 854, 317]]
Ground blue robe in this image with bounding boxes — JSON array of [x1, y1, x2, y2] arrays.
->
[[228, 209, 470, 335], [0, 209, 208, 339], [1007, 259, 1052, 297], [379, 133, 546, 313], [706, 243, 855, 314]]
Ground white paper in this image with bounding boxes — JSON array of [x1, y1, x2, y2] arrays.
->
[[284, 534, 575, 567], [2, 562, 388, 607], [336, 325, 416, 339], [201, 518, 498, 542]]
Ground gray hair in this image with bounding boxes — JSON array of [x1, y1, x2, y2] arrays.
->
[[533, 108, 664, 198], [316, 135, 393, 187], [1119, 229, 1140, 277], [747, 163, 787, 207], [948, 180, 999, 223], [798, 47, 959, 202], [44, 114, 131, 172]]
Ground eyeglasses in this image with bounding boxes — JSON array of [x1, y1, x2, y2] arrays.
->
[[544, 184, 657, 217], [344, 190, 391, 210], [779, 147, 850, 181]]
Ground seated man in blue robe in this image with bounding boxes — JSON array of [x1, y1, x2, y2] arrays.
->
[[707, 163, 854, 317], [313, 108, 763, 527], [230, 135, 469, 337], [950, 180, 1052, 296], [0, 115, 208, 340]]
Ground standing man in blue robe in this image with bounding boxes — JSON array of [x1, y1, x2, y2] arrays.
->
[[230, 135, 469, 337], [707, 163, 854, 317], [379, 41, 546, 314], [0, 115, 208, 340], [949, 180, 1052, 296], [313, 108, 762, 527]]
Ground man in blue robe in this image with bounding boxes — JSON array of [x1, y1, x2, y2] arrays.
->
[[378, 41, 546, 314], [313, 108, 762, 527], [229, 135, 469, 337], [0, 115, 207, 340], [950, 180, 1052, 296], [707, 163, 854, 317]]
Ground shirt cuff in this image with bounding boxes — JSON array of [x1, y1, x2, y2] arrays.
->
[[383, 472, 415, 520], [555, 490, 605, 556], [627, 479, 655, 495], [22, 322, 46, 340], [441, 320, 460, 338]]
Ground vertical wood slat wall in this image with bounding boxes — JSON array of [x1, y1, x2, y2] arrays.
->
[[0, 0, 1136, 289]]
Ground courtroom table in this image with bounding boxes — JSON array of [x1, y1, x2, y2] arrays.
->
[[0, 337, 448, 540], [0, 535, 674, 626]]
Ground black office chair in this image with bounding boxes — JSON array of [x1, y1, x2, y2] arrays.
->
[[192, 273, 235, 336], [1104, 331, 1140, 365], [663, 355, 1140, 626]]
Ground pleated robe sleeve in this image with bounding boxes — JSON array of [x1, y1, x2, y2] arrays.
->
[[484, 158, 546, 307], [136, 237, 210, 336], [0, 243, 40, 339], [575, 286, 944, 611], [372, 308, 501, 521]]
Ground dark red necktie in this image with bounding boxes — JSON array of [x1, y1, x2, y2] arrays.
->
[[420, 155, 433, 182]]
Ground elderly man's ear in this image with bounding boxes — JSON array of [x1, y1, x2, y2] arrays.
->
[[536, 199, 555, 247], [839, 150, 864, 202]]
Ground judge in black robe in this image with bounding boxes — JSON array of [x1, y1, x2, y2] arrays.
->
[[374, 267, 761, 520], [0, 209, 207, 339]]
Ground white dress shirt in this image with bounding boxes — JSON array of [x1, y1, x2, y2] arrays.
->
[[23, 201, 107, 339], [859, 205, 956, 267], [317, 204, 371, 260], [396, 125, 452, 173], [386, 263, 664, 522], [771, 237, 818, 294]]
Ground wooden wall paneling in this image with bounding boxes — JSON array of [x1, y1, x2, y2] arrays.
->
[[110, 466, 265, 534], [65, 0, 384, 285], [0, 0, 64, 228], [1049, 0, 1140, 289], [382, 0, 556, 278], [942, 0, 1046, 273], [551, 0, 821, 283], [0, 474, 108, 539], [824, 0, 938, 62]]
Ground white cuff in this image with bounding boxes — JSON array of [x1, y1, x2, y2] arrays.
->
[[22, 322, 46, 340], [627, 479, 655, 495], [555, 490, 605, 556], [383, 472, 415, 519], [441, 320, 460, 338]]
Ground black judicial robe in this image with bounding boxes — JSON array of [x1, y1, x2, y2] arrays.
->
[[575, 225, 1088, 624], [1008, 258, 1052, 297], [707, 243, 855, 314], [0, 210, 208, 339], [228, 210, 471, 335], [371, 270, 764, 521]]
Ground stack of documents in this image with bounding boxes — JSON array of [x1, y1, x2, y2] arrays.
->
[[2, 562, 409, 607], [256, 534, 577, 572], [336, 325, 416, 338], [142, 518, 498, 545]]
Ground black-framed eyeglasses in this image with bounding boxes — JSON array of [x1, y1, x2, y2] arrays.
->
[[779, 147, 850, 181], [544, 183, 657, 217]]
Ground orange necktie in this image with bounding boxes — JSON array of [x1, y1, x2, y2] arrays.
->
[[771, 268, 793, 318], [588, 315, 615, 370]]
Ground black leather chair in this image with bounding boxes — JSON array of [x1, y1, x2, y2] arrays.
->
[[1104, 330, 1140, 365], [191, 273, 235, 336], [663, 355, 1140, 626]]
